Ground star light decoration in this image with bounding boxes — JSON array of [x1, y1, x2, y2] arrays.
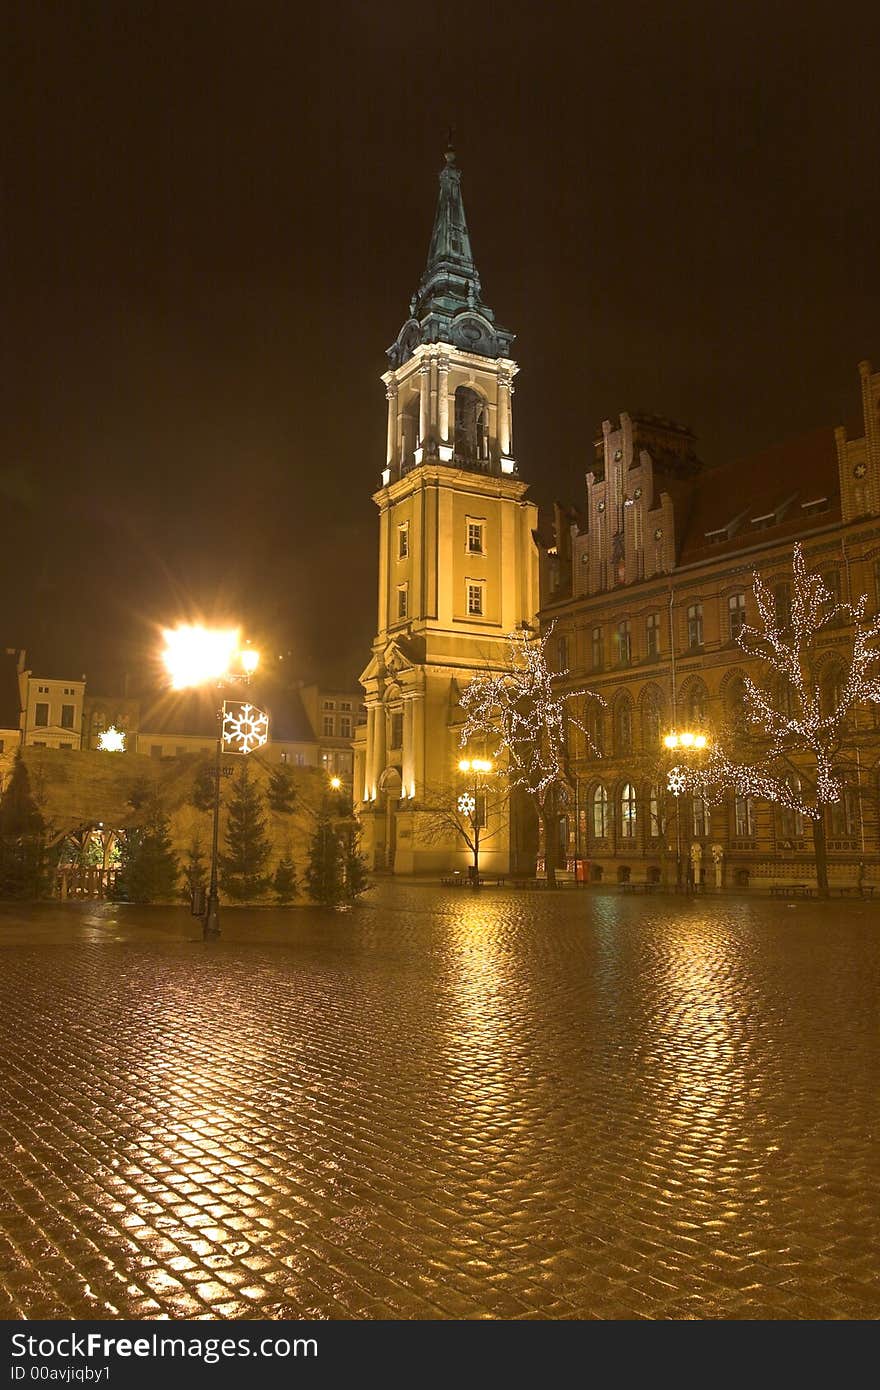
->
[[222, 700, 269, 755], [677, 544, 880, 818], [459, 623, 602, 800], [97, 727, 125, 752]]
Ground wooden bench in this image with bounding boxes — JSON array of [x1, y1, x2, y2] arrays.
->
[[770, 883, 814, 898]]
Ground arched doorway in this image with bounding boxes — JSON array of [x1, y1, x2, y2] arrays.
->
[[378, 766, 403, 871]]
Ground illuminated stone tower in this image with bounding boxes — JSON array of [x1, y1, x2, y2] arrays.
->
[[356, 144, 539, 873]]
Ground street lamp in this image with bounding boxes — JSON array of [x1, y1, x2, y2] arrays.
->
[[161, 626, 266, 938], [457, 757, 494, 884], [662, 728, 711, 891]]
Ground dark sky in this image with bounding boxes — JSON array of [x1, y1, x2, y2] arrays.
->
[[2, 2, 878, 689]]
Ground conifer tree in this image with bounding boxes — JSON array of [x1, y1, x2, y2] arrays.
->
[[220, 763, 271, 900], [0, 754, 48, 900], [304, 814, 344, 905], [267, 762, 297, 814], [115, 798, 178, 903], [181, 832, 208, 901], [343, 826, 370, 903], [272, 846, 298, 904], [191, 760, 215, 813]]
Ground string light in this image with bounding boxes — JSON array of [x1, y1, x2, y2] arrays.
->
[[680, 543, 880, 816], [459, 623, 602, 798]]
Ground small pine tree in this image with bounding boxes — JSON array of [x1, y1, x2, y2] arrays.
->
[[267, 763, 297, 814], [220, 763, 271, 900], [126, 776, 153, 812], [191, 760, 216, 813], [180, 832, 208, 901], [272, 848, 298, 905], [0, 754, 48, 899], [304, 814, 344, 905], [115, 798, 178, 903], [343, 826, 370, 903]]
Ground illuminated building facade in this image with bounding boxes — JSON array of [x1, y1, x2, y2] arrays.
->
[[356, 145, 540, 873], [538, 360, 880, 887]]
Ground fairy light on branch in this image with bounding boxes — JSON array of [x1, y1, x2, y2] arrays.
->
[[459, 623, 603, 798], [680, 543, 880, 817]]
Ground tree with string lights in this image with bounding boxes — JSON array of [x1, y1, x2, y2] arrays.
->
[[459, 624, 601, 886], [676, 543, 880, 896]]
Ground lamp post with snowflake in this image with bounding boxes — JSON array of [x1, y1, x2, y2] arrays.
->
[[161, 626, 267, 938], [663, 730, 710, 891]]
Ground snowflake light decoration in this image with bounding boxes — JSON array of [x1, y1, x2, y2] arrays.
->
[[97, 727, 125, 752], [222, 700, 269, 755], [457, 792, 476, 819], [666, 766, 687, 796]]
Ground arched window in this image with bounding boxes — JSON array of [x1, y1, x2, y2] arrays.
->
[[692, 795, 710, 838], [734, 793, 755, 838], [620, 783, 637, 839], [685, 681, 708, 727], [641, 695, 663, 752], [725, 676, 748, 734], [454, 386, 489, 469], [592, 785, 609, 838], [584, 697, 604, 756], [828, 779, 858, 840], [649, 783, 662, 839], [780, 776, 804, 840], [615, 699, 633, 755]]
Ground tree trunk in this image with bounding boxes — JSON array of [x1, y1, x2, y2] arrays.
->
[[542, 786, 558, 887], [811, 812, 829, 897]]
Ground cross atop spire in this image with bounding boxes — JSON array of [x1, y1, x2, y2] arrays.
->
[[386, 143, 514, 367]]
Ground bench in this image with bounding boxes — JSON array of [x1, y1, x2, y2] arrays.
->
[[770, 883, 814, 898]]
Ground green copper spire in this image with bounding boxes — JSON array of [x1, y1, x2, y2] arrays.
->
[[387, 143, 514, 367]]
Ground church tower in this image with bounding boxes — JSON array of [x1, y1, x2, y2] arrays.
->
[[356, 144, 539, 874]]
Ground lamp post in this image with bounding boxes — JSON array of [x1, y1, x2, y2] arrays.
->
[[663, 729, 710, 892], [457, 757, 494, 884], [161, 626, 265, 939]]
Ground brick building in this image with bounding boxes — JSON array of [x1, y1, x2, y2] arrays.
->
[[538, 359, 880, 889]]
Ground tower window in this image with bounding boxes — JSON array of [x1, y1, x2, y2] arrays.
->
[[398, 523, 409, 559], [454, 387, 489, 470], [467, 582, 484, 616], [397, 584, 408, 620]]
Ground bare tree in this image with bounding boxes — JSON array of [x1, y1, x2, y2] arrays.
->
[[680, 543, 880, 895], [459, 625, 601, 885], [416, 781, 509, 882]]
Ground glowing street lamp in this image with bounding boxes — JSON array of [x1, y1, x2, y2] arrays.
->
[[456, 755, 495, 883], [160, 625, 264, 938], [97, 727, 125, 752], [662, 729, 711, 890]]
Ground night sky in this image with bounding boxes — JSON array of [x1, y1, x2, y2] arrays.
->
[[3, 2, 878, 691]]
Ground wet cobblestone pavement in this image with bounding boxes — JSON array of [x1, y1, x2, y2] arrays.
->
[[0, 887, 878, 1320]]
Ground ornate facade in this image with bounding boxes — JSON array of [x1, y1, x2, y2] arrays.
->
[[355, 146, 539, 873], [539, 361, 880, 888]]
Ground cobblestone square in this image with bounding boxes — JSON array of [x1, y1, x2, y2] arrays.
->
[[0, 887, 877, 1320]]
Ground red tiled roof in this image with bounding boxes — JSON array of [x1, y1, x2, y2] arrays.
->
[[678, 426, 841, 566]]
